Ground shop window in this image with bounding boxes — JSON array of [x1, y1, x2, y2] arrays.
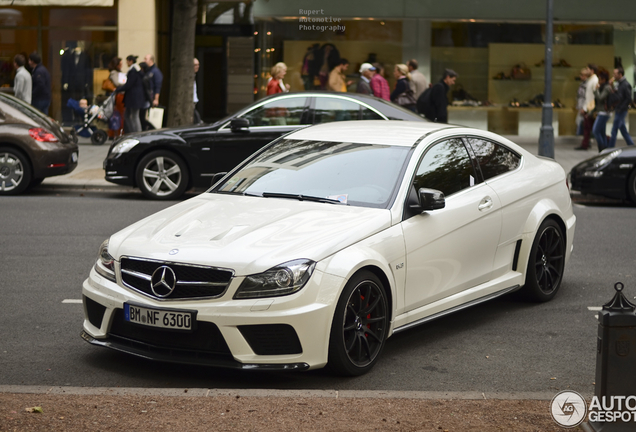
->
[[466, 138, 521, 180], [413, 139, 476, 197]]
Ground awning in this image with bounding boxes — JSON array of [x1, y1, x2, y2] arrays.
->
[[0, 0, 114, 6]]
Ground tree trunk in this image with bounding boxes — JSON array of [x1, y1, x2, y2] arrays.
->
[[167, 0, 197, 127]]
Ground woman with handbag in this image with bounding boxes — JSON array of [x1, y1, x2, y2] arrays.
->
[[391, 64, 417, 112], [103, 57, 125, 138]]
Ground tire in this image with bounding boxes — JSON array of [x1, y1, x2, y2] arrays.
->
[[328, 271, 389, 376], [0, 147, 32, 195], [627, 169, 636, 204], [521, 219, 565, 302], [91, 129, 108, 145], [135, 150, 189, 200]]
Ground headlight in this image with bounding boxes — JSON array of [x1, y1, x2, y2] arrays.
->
[[592, 149, 622, 169], [234, 259, 316, 299], [111, 139, 139, 154], [94, 239, 116, 282]]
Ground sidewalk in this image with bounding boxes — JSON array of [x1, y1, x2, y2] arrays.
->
[[39, 135, 612, 192]]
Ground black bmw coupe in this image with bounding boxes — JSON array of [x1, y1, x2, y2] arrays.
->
[[103, 92, 425, 199]]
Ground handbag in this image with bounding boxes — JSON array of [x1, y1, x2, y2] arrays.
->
[[396, 88, 417, 107], [102, 77, 116, 92]]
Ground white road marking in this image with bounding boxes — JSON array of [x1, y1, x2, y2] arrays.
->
[[62, 299, 83, 304]]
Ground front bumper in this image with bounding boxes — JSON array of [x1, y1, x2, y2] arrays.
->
[[81, 266, 344, 370], [570, 167, 629, 200], [103, 152, 137, 186]]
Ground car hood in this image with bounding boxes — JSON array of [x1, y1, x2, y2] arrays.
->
[[109, 193, 392, 275], [114, 122, 219, 144]]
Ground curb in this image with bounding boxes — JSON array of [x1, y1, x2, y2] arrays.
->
[[0, 385, 577, 401]]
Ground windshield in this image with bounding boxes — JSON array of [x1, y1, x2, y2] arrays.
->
[[213, 139, 412, 209]]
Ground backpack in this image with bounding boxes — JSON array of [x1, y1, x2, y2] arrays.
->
[[606, 85, 620, 112]]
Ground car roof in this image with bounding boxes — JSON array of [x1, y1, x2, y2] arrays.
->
[[285, 120, 456, 147]]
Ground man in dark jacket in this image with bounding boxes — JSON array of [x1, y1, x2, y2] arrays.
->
[[608, 67, 634, 147], [356, 63, 375, 95], [115, 55, 145, 133], [417, 69, 457, 123], [28, 52, 51, 115]]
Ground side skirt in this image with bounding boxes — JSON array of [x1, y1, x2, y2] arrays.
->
[[392, 285, 520, 335]]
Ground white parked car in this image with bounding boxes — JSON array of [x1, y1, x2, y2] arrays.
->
[[82, 121, 576, 376]]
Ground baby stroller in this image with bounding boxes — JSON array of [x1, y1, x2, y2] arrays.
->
[[67, 92, 116, 145]]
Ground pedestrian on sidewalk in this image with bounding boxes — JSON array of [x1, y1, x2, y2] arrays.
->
[[12, 54, 32, 104], [607, 67, 635, 148], [28, 52, 51, 115], [417, 69, 458, 123], [591, 69, 612, 152], [115, 55, 145, 134], [370, 63, 390, 101], [575, 64, 598, 150]]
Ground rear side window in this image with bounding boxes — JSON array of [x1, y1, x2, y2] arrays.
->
[[313, 97, 361, 123], [466, 138, 521, 180], [413, 138, 477, 197]]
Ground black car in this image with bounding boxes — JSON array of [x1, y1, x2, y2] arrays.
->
[[569, 146, 636, 202], [0, 92, 78, 195], [103, 92, 425, 199]]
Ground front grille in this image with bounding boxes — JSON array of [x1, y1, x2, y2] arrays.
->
[[238, 324, 303, 355], [120, 257, 233, 300], [109, 309, 232, 355]]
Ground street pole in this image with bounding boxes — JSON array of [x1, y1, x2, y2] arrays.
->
[[539, 0, 555, 158]]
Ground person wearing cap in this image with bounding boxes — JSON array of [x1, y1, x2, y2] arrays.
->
[[357, 63, 375, 96], [115, 55, 145, 133]]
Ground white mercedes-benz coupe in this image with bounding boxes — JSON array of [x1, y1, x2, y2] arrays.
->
[[82, 121, 576, 376]]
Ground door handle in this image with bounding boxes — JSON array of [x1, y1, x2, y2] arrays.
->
[[478, 196, 493, 211]]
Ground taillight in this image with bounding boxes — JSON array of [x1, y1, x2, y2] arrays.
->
[[29, 128, 59, 142]]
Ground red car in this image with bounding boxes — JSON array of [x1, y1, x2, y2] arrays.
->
[[0, 93, 78, 195]]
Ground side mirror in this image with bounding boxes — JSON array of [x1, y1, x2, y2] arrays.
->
[[417, 188, 445, 211], [210, 172, 227, 187], [230, 118, 250, 133]]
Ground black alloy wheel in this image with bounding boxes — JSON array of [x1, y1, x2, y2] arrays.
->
[[522, 219, 565, 302], [0, 147, 32, 195], [328, 271, 388, 376], [135, 150, 189, 200]]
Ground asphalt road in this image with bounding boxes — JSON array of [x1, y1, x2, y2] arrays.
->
[[1, 191, 635, 396]]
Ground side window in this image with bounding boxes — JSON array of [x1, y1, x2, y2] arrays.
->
[[361, 107, 385, 120], [467, 138, 521, 180], [413, 138, 476, 197], [240, 97, 308, 126], [314, 97, 361, 123]]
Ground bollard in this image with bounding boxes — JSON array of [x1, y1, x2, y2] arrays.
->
[[583, 282, 636, 432]]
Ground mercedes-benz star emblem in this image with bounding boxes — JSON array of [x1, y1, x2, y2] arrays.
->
[[150, 266, 177, 298], [169, 249, 179, 255]]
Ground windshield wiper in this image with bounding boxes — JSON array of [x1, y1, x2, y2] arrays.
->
[[261, 192, 347, 205]]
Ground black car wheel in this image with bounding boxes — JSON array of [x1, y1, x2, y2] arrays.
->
[[328, 271, 388, 376], [521, 219, 565, 302], [0, 147, 32, 195], [91, 129, 108, 146], [627, 170, 636, 204], [136, 150, 189, 200]]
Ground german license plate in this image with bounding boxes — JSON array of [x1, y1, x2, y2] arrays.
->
[[124, 303, 194, 331]]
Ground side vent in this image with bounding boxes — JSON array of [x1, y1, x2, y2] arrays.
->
[[512, 240, 522, 271]]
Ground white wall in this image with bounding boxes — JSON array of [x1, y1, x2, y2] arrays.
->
[[118, 0, 157, 70]]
